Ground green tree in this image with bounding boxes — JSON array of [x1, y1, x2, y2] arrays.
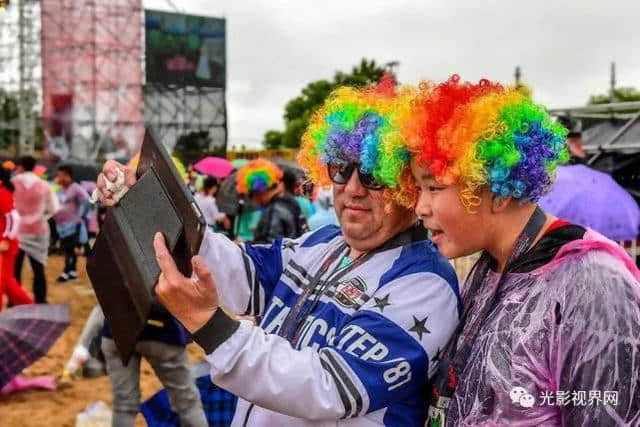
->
[[263, 59, 394, 149], [263, 130, 283, 150], [173, 130, 226, 164], [588, 87, 640, 105], [0, 90, 19, 152]]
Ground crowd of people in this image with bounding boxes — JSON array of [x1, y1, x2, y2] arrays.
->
[[0, 152, 331, 311], [3, 73, 640, 427], [94, 74, 639, 427], [0, 156, 93, 308]]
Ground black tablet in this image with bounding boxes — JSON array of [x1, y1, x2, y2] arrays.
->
[[87, 129, 206, 363]]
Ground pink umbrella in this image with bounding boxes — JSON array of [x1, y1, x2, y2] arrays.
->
[[34, 165, 47, 177], [194, 156, 234, 178]]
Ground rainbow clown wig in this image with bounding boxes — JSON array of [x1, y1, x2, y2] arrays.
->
[[403, 75, 569, 211], [298, 75, 417, 208], [236, 159, 283, 196]]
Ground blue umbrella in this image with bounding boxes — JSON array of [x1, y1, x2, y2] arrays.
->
[[539, 165, 640, 241]]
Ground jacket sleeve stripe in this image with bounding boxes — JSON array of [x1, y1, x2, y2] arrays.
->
[[239, 245, 260, 316], [319, 356, 353, 418], [321, 349, 364, 417]]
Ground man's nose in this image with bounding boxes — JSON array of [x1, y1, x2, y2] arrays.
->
[[343, 168, 367, 197]]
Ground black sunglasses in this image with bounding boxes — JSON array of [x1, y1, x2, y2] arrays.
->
[[327, 163, 385, 191]]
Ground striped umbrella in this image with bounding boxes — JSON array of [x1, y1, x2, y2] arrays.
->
[[0, 304, 70, 389]]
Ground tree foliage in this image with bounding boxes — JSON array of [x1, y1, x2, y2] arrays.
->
[[588, 87, 640, 105], [0, 90, 19, 151], [262, 59, 394, 149]]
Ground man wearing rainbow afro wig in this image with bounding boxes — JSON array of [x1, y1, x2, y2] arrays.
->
[[142, 76, 459, 427], [236, 158, 306, 243], [97, 78, 460, 426], [404, 75, 640, 426]]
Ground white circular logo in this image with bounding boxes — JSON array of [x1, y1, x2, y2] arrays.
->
[[519, 393, 535, 408], [510, 386, 535, 408], [510, 387, 527, 404]]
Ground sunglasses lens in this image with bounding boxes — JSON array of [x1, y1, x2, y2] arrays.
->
[[358, 171, 384, 190], [328, 163, 352, 185]]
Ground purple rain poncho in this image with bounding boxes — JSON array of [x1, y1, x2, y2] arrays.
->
[[445, 229, 640, 426]]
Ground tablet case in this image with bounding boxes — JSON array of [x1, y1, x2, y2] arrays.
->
[[87, 130, 206, 363]]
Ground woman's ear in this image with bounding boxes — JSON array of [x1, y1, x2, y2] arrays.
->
[[491, 195, 512, 213]]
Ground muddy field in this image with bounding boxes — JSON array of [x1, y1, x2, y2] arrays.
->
[[0, 255, 205, 427]]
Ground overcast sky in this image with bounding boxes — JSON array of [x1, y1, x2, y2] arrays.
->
[[146, 0, 640, 149]]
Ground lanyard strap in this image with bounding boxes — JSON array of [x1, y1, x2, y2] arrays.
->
[[287, 249, 375, 344], [278, 242, 348, 341], [278, 224, 430, 344], [447, 206, 547, 363], [278, 241, 380, 343]]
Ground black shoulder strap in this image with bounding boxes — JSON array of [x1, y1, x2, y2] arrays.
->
[[448, 206, 547, 358]]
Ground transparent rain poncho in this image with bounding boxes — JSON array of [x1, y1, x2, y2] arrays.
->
[[446, 229, 640, 426]]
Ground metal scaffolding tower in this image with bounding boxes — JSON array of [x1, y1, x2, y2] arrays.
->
[[40, 0, 144, 163], [2, 2, 227, 162], [142, 9, 227, 158], [0, 0, 40, 155]]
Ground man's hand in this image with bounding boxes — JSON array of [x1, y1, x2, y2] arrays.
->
[[0, 240, 9, 252], [153, 232, 219, 333], [95, 160, 137, 207]]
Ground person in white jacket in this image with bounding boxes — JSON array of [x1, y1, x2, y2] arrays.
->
[[13, 156, 59, 303], [97, 79, 461, 426]]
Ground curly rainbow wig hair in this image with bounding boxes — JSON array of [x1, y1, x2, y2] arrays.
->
[[403, 75, 569, 210], [236, 159, 283, 195], [298, 75, 417, 208]]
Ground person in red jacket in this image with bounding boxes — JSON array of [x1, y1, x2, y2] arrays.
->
[[0, 167, 33, 309]]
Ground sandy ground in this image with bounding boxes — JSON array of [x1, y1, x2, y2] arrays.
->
[[0, 254, 206, 427]]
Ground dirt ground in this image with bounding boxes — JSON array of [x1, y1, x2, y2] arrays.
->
[[0, 254, 206, 427]]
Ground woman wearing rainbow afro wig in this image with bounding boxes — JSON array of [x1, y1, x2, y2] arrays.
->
[[404, 75, 640, 426], [236, 159, 306, 243]]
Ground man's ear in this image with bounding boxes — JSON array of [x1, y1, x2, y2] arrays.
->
[[490, 194, 512, 213]]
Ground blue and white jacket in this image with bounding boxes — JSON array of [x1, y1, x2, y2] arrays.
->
[[193, 225, 461, 426]]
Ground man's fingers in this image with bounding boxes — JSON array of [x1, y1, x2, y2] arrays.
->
[[96, 173, 113, 196], [153, 232, 183, 284], [96, 173, 116, 206], [103, 160, 123, 182], [156, 272, 167, 299], [104, 159, 136, 188], [96, 173, 106, 191], [123, 166, 137, 187], [191, 256, 214, 286]]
